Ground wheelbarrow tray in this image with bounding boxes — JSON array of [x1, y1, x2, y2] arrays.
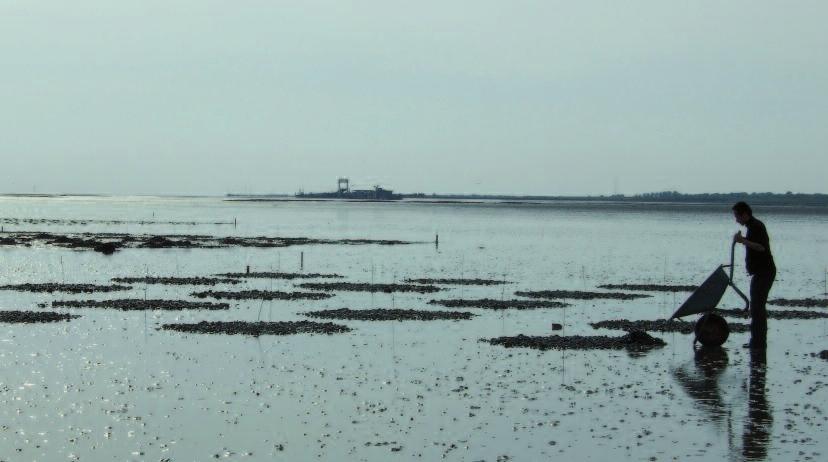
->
[[670, 266, 730, 319]]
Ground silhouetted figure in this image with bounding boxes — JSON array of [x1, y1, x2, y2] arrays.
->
[[743, 348, 772, 460], [733, 202, 776, 349]]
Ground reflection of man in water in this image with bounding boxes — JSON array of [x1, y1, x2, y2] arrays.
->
[[732, 201, 776, 349], [743, 348, 772, 461], [672, 347, 773, 461]]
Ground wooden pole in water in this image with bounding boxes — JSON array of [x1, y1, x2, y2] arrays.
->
[[246, 265, 250, 274], [300, 252, 304, 270], [435, 234, 439, 248]]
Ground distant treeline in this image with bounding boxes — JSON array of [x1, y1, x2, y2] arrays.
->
[[402, 191, 828, 206]]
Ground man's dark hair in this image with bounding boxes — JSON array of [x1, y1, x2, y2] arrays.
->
[[732, 201, 752, 216]]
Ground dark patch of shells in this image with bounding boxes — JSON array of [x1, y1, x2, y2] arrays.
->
[[0, 283, 132, 293], [52, 299, 230, 311], [298, 282, 441, 294], [405, 278, 509, 286], [0, 231, 415, 253], [428, 298, 569, 310], [215, 272, 344, 279], [485, 330, 666, 351], [0, 310, 79, 323], [716, 308, 828, 320], [302, 308, 475, 321], [111, 276, 240, 285], [190, 290, 333, 301], [590, 319, 751, 334], [598, 283, 698, 292], [159, 320, 352, 336], [515, 290, 651, 300], [769, 298, 828, 308]]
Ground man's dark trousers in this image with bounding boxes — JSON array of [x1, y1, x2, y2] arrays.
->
[[749, 269, 776, 348]]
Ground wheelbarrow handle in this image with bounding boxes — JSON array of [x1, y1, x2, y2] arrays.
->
[[729, 239, 750, 312]]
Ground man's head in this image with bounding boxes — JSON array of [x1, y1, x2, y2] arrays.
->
[[732, 201, 752, 225]]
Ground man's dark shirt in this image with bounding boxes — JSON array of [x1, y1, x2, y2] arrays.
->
[[745, 217, 775, 275]]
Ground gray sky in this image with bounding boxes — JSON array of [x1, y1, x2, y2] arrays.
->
[[1, 1, 826, 196]]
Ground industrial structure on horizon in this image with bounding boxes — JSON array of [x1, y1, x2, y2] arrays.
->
[[295, 178, 402, 201]]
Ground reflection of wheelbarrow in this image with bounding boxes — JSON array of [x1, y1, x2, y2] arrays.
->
[[670, 241, 750, 347]]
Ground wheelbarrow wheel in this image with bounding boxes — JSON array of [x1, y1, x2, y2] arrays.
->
[[694, 313, 730, 347]]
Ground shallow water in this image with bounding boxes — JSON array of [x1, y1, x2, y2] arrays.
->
[[0, 196, 826, 461]]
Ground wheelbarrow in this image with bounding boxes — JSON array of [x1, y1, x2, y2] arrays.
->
[[670, 240, 750, 347]]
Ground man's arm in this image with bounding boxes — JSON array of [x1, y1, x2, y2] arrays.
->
[[734, 231, 766, 252]]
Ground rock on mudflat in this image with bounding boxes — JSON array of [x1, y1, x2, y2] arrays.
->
[[598, 284, 697, 292], [112, 276, 240, 285], [216, 272, 344, 279], [515, 290, 650, 300], [52, 299, 230, 311], [190, 290, 333, 301], [590, 319, 751, 334], [816, 350, 828, 360], [298, 282, 441, 294], [0, 310, 78, 323], [160, 320, 351, 336], [0, 283, 132, 293], [769, 298, 828, 308], [428, 298, 568, 310], [405, 278, 509, 286], [485, 330, 666, 351], [302, 308, 475, 321]]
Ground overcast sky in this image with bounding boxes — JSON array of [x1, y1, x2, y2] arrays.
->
[[1, 1, 825, 196]]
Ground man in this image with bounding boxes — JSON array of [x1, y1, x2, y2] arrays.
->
[[732, 201, 776, 349]]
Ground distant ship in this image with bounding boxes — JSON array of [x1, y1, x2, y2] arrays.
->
[[295, 178, 402, 201]]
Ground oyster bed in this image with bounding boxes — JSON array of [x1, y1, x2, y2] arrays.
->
[[0, 283, 132, 293], [302, 308, 475, 321], [297, 282, 441, 294], [216, 272, 344, 279], [590, 319, 751, 334], [769, 298, 828, 308], [717, 308, 828, 320], [427, 298, 569, 310], [190, 290, 333, 301], [159, 320, 352, 336], [52, 299, 230, 311], [597, 283, 698, 292], [405, 278, 509, 286], [0, 310, 79, 323], [484, 331, 666, 351], [515, 290, 651, 300], [0, 231, 415, 254], [111, 276, 240, 285]]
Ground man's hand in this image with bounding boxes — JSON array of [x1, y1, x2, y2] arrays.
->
[[733, 231, 745, 244]]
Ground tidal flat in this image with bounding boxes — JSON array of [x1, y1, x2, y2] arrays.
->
[[0, 196, 825, 461]]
